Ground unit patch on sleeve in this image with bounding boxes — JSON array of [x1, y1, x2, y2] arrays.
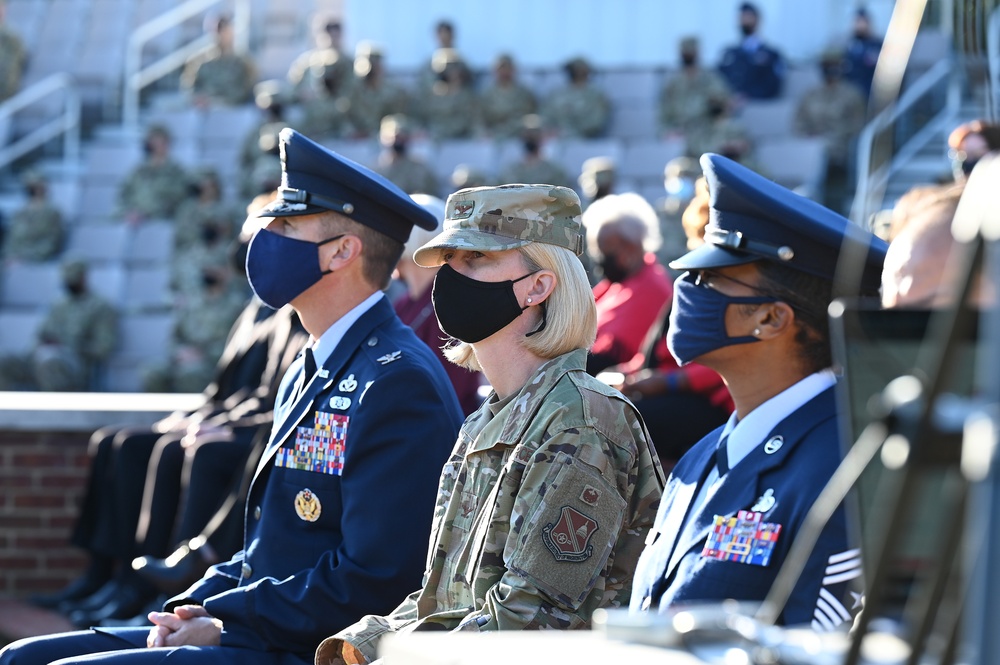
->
[[701, 510, 782, 567], [542, 505, 599, 562], [275, 411, 349, 476]]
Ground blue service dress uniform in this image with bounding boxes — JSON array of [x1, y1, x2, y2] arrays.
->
[[718, 42, 785, 100], [0, 296, 464, 665], [631, 387, 860, 629]]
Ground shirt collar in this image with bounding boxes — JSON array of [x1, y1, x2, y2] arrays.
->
[[309, 292, 384, 371], [719, 369, 837, 471]]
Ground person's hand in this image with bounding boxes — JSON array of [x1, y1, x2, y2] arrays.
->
[[147, 605, 222, 647], [622, 369, 668, 401]]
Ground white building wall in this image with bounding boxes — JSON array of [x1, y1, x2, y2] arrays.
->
[[342, 0, 898, 70]]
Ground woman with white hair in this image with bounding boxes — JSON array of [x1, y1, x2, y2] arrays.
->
[[393, 194, 482, 414], [316, 184, 663, 665], [583, 192, 674, 375]]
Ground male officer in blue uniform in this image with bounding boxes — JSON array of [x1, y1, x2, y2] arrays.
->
[[0, 129, 464, 665], [718, 3, 785, 100], [630, 153, 888, 629]]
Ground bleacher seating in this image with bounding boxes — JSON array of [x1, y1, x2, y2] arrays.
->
[[0, 0, 874, 393], [0, 311, 46, 355]]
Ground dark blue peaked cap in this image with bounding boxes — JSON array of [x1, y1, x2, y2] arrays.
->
[[670, 154, 889, 291], [256, 128, 437, 243]]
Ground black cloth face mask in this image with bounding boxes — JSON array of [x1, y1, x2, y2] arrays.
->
[[431, 263, 538, 344]]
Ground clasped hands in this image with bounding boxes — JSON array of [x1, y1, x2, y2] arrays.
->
[[147, 604, 222, 648]]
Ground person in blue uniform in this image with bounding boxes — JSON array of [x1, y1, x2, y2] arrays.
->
[[630, 153, 888, 630], [843, 7, 882, 100], [0, 129, 464, 665], [718, 2, 785, 100]]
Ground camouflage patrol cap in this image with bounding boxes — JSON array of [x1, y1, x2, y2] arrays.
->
[[380, 114, 411, 143], [61, 259, 87, 283], [413, 184, 585, 267], [679, 36, 699, 53]]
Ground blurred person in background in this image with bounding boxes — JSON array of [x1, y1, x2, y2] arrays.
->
[[684, 93, 754, 166], [2, 171, 64, 263], [718, 2, 785, 101], [180, 14, 257, 107], [375, 114, 439, 196], [794, 49, 866, 213], [392, 194, 482, 415], [654, 157, 702, 269], [0, 0, 25, 102], [417, 48, 477, 140], [117, 125, 190, 223], [499, 114, 573, 188], [947, 119, 1000, 183], [238, 82, 288, 200], [843, 7, 883, 100], [287, 14, 350, 104], [298, 59, 352, 142], [0, 260, 117, 392], [345, 42, 410, 138], [659, 36, 731, 139], [584, 193, 673, 375], [173, 167, 240, 257], [479, 54, 537, 139], [450, 164, 490, 191], [578, 156, 617, 207], [542, 57, 610, 138]]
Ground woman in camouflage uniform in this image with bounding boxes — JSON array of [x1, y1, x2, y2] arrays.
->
[[317, 184, 664, 665]]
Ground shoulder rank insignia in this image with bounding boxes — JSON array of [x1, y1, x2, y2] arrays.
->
[[542, 505, 599, 562], [376, 350, 402, 365], [702, 510, 782, 567], [294, 488, 322, 522]]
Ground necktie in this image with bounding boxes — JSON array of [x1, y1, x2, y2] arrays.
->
[[715, 434, 730, 476], [290, 348, 316, 405]]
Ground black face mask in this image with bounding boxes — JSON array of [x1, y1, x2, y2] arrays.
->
[[681, 53, 697, 67], [740, 24, 755, 37], [599, 255, 629, 283], [523, 138, 540, 154], [391, 141, 407, 156], [65, 281, 85, 297], [431, 263, 536, 344], [202, 272, 221, 289], [201, 225, 221, 244]]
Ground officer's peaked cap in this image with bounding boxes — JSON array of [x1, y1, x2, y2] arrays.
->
[[670, 154, 888, 291], [255, 128, 437, 243]]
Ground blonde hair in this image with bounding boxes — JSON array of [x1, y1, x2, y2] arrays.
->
[[444, 243, 597, 371]]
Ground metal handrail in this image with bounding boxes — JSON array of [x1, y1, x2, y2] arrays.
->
[[851, 58, 958, 227], [988, 6, 1000, 121], [0, 73, 80, 171], [122, 0, 250, 129]]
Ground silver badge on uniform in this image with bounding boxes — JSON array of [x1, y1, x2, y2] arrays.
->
[[329, 396, 351, 410], [376, 350, 402, 365], [338, 374, 358, 392], [751, 488, 776, 513], [763, 436, 783, 454]]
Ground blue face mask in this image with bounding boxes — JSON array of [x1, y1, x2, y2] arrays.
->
[[667, 271, 778, 366], [245, 228, 343, 309]]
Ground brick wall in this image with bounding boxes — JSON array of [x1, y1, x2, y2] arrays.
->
[[0, 430, 91, 597], [0, 393, 202, 600]]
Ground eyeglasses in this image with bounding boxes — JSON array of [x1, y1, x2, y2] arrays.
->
[[692, 269, 767, 294]]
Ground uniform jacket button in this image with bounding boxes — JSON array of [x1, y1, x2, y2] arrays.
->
[[254, 505, 262, 520], [241, 562, 252, 579], [367, 337, 378, 347]]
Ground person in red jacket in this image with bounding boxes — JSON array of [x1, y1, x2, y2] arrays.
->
[[585, 193, 673, 375]]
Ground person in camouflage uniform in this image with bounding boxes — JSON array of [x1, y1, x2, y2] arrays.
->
[[794, 50, 866, 211], [499, 115, 573, 189], [145, 268, 246, 393], [118, 125, 190, 222], [180, 15, 257, 107], [298, 64, 352, 142], [315, 184, 664, 665], [287, 15, 351, 104], [2, 172, 64, 262], [174, 167, 238, 254], [654, 156, 702, 269], [345, 43, 410, 138], [0, 260, 118, 391], [415, 48, 477, 140], [684, 95, 754, 165], [542, 57, 610, 139], [0, 0, 26, 102], [659, 37, 732, 139], [478, 54, 537, 139], [375, 115, 439, 196], [238, 83, 288, 200]]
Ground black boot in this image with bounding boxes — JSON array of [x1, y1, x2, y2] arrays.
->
[[132, 538, 214, 595]]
